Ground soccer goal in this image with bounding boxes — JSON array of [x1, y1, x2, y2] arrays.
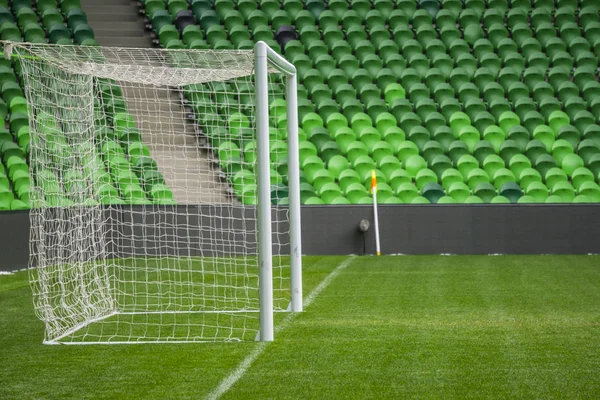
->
[[6, 41, 301, 344]]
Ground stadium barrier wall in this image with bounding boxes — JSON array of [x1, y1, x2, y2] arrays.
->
[[2, 205, 600, 271], [0, 211, 30, 272]]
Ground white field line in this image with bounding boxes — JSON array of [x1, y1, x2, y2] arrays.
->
[[206, 256, 356, 400]]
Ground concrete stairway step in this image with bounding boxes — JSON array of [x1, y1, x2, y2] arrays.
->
[[125, 98, 185, 110], [94, 28, 146, 37], [82, 0, 133, 5], [81, 6, 132, 14], [94, 37, 153, 48], [81, 0, 152, 48], [86, 13, 141, 22], [142, 135, 200, 147], [150, 151, 234, 205]]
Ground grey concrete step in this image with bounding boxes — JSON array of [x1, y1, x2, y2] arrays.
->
[[82, 0, 153, 48], [81, 5, 132, 14], [145, 150, 234, 205], [94, 37, 153, 48], [81, 0, 134, 5], [86, 13, 141, 22], [94, 28, 148, 37], [125, 100, 187, 113]]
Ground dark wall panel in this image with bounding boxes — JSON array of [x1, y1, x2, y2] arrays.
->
[[0, 211, 29, 271], [2, 205, 600, 272], [301, 205, 600, 255]]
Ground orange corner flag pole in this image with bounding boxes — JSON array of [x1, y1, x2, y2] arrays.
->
[[371, 170, 381, 256]]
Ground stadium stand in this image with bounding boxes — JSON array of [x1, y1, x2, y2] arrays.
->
[[2, 0, 600, 207], [132, 0, 600, 204]]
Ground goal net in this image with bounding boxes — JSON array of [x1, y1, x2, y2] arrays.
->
[[9, 41, 301, 344]]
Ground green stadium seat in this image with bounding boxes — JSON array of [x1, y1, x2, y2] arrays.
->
[[544, 167, 568, 190], [446, 182, 469, 203], [372, 0, 393, 14], [373, 182, 393, 203], [16, 8, 38, 30], [536, 154, 559, 179], [73, 23, 94, 44], [578, 182, 600, 202], [551, 181, 576, 202], [66, 7, 88, 29], [324, 154, 349, 180], [23, 23, 46, 43], [316, 182, 341, 204], [456, 154, 479, 180], [462, 195, 483, 204], [0, 187, 15, 210], [415, 168, 437, 191], [551, 140, 574, 167], [516, 195, 537, 204], [439, 168, 463, 190], [561, 154, 585, 177], [352, 196, 373, 204], [343, 182, 368, 204], [531, 125, 555, 152], [420, 182, 444, 204], [394, 182, 417, 203], [346, 141, 369, 162], [571, 167, 595, 191], [352, 156, 376, 179], [377, 155, 400, 179], [486, 194, 509, 203], [429, 154, 452, 178], [499, 182, 523, 203], [519, 167, 543, 188], [335, 169, 359, 192], [524, 181, 549, 203], [466, 168, 490, 190], [10, 198, 28, 210], [303, 195, 324, 205], [556, 125, 581, 149], [388, 168, 411, 190], [405, 155, 427, 179], [493, 168, 517, 191], [471, 182, 495, 203], [435, 195, 456, 204]]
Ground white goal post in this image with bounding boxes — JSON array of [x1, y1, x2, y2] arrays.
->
[[255, 41, 302, 341], [6, 40, 301, 344]]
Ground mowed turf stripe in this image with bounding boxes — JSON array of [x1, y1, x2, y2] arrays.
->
[[224, 256, 600, 399], [206, 256, 356, 400]]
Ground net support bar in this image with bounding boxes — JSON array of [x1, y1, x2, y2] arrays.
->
[[255, 41, 302, 341], [255, 41, 274, 342], [286, 73, 302, 312], [264, 42, 303, 313]]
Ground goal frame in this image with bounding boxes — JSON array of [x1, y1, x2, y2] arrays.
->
[[255, 41, 302, 341], [6, 40, 302, 344]]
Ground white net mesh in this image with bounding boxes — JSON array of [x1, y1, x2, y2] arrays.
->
[[15, 43, 294, 344]]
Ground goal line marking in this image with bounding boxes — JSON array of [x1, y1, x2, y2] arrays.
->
[[205, 256, 356, 400]]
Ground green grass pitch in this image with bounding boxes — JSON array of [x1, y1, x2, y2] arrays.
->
[[2, 255, 600, 399]]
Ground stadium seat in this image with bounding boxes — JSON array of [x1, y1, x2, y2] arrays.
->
[[551, 181, 576, 202], [499, 182, 523, 203], [578, 182, 600, 202]]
